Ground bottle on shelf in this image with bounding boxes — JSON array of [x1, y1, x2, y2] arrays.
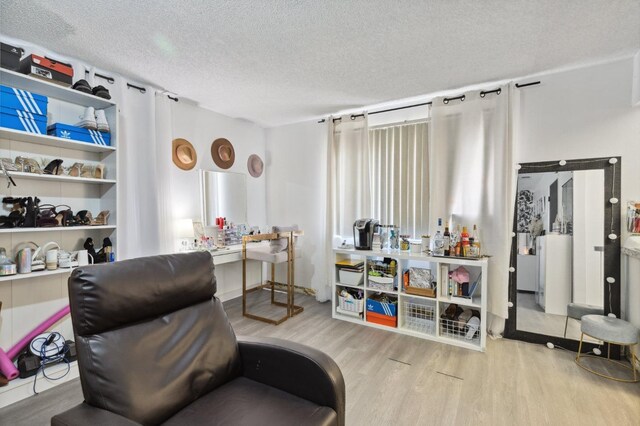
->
[[461, 226, 470, 257], [443, 221, 451, 256], [454, 224, 462, 257], [433, 218, 444, 256], [471, 224, 481, 257]]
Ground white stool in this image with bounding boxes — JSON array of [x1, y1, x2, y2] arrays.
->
[[576, 315, 639, 383]]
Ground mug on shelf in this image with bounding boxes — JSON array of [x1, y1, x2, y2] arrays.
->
[[77, 250, 93, 266]]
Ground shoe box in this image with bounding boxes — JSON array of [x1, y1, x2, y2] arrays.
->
[[48, 123, 111, 146], [0, 84, 49, 134], [19, 54, 73, 87], [1, 42, 24, 71]]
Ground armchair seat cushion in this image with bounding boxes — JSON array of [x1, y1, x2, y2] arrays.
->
[[164, 377, 337, 426], [246, 244, 302, 264]]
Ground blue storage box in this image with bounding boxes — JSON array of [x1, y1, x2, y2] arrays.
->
[[0, 106, 47, 134], [0, 85, 48, 116], [366, 298, 397, 317], [47, 123, 111, 146]]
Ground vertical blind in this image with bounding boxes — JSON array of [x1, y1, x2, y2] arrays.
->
[[369, 121, 429, 237]]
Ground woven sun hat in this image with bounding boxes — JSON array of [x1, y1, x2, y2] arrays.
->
[[172, 138, 197, 170], [211, 138, 235, 169], [247, 154, 264, 178]]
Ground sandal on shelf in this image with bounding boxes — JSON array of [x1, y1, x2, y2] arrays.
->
[[72, 79, 93, 94], [37, 204, 59, 227], [67, 163, 83, 177], [54, 206, 73, 227], [74, 210, 92, 226], [0, 158, 18, 172], [94, 164, 105, 179], [91, 210, 110, 226], [15, 157, 43, 174], [44, 159, 64, 175]]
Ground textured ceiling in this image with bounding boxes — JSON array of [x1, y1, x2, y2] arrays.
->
[[1, 0, 639, 127]]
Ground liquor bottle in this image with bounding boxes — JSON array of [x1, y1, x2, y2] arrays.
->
[[433, 218, 444, 256], [454, 225, 462, 256], [471, 224, 481, 257], [461, 226, 470, 257], [443, 221, 451, 256]]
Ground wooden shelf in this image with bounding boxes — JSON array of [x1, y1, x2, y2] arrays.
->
[[2, 171, 116, 184], [0, 267, 74, 282], [0, 225, 116, 234], [0, 68, 115, 109], [0, 128, 116, 153]]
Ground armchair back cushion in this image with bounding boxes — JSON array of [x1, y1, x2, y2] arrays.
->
[[68, 252, 241, 425]]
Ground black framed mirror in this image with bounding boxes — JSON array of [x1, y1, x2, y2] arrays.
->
[[504, 157, 621, 353]]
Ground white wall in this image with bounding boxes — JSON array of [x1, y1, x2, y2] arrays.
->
[[514, 56, 640, 329], [264, 120, 328, 297], [168, 99, 267, 230]]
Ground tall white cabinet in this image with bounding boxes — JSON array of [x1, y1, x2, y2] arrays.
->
[[0, 68, 119, 407]]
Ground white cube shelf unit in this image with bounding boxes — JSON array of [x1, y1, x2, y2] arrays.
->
[[0, 69, 119, 407], [333, 248, 488, 352]]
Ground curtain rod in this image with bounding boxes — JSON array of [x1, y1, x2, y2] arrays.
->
[[318, 80, 541, 124]]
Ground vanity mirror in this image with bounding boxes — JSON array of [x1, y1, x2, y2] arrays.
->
[[199, 170, 247, 226], [505, 157, 621, 352]]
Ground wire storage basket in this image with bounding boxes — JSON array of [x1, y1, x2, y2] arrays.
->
[[367, 259, 397, 291], [402, 298, 436, 335], [439, 316, 481, 345]]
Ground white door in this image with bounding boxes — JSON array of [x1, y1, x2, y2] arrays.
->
[[572, 170, 604, 307]]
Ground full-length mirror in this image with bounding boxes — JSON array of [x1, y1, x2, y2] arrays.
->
[[200, 170, 247, 226], [506, 157, 621, 349]]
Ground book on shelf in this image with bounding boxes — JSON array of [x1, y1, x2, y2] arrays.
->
[[336, 259, 364, 267], [449, 273, 481, 300]]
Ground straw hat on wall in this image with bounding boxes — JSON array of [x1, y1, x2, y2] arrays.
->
[[247, 154, 264, 178], [211, 138, 235, 169], [172, 138, 197, 170]]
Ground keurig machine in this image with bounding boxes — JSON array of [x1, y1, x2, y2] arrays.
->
[[353, 219, 379, 250]]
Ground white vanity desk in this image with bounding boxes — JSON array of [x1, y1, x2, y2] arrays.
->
[[190, 243, 264, 301]]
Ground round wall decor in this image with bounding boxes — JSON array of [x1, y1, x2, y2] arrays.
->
[[211, 138, 235, 169], [247, 154, 264, 178], [172, 138, 197, 170]]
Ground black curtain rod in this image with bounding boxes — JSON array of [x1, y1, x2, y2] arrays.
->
[[167, 95, 179, 102], [85, 70, 114, 84], [318, 80, 541, 123], [515, 81, 541, 88], [126, 83, 146, 94], [318, 101, 432, 123]]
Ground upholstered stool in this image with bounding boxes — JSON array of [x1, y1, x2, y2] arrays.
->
[[564, 303, 604, 338], [576, 315, 639, 383]]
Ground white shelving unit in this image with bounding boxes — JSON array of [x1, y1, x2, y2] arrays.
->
[[0, 69, 119, 407], [333, 248, 488, 352]]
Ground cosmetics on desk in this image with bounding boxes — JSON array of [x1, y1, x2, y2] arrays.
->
[[628, 201, 640, 234]]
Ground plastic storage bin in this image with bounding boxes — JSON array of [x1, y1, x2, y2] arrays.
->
[[338, 269, 364, 286]]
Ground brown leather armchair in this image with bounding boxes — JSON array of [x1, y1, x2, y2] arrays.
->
[[52, 252, 345, 426]]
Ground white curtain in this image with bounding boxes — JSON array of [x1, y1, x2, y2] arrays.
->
[[369, 122, 429, 237], [114, 83, 175, 258], [322, 114, 370, 301], [429, 86, 516, 335]]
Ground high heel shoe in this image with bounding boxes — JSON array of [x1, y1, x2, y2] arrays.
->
[[44, 159, 64, 175], [94, 164, 105, 179], [91, 210, 110, 226], [67, 163, 83, 177], [74, 210, 92, 226]]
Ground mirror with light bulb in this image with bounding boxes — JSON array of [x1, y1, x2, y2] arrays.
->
[[505, 157, 621, 352]]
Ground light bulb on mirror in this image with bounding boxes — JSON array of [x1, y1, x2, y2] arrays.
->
[[609, 158, 618, 164], [609, 197, 619, 204], [606, 277, 615, 284], [559, 160, 567, 166], [608, 233, 617, 240]]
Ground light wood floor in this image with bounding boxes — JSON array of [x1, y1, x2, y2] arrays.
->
[[1, 291, 639, 426]]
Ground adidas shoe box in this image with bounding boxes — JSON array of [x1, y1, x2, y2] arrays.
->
[[0, 84, 48, 134], [0, 85, 48, 116], [1, 42, 24, 71], [48, 123, 111, 146], [19, 54, 74, 87]]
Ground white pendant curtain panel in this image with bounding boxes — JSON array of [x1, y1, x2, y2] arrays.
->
[[322, 114, 370, 301], [369, 122, 429, 236], [113, 81, 175, 258], [429, 86, 516, 335]]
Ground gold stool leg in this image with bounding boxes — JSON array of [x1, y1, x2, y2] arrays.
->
[[271, 263, 276, 304], [576, 333, 584, 362]]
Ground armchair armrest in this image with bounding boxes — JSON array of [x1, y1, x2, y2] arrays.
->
[[237, 336, 345, 426], [51, 403, 141, 426]]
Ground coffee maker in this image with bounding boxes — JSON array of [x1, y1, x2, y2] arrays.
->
[[353, 219, 379, 250]]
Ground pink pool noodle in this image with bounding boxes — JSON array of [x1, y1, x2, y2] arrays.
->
[[0, 305, 70, 381]]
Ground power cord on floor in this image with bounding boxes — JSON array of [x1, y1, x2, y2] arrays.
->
[[546, 341, 600, 356], [31, 332, 70, 395]]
